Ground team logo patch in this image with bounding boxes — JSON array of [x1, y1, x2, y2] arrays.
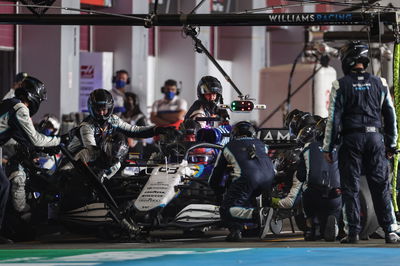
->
[[192, 164, 205, 177]]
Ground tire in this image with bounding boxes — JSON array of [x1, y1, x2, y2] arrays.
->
[[359, 175, 379, 240], [270, 218, 283, 235], [293, 200, 307, 232]]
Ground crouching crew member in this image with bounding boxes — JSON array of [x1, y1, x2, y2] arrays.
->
[[323, 41, 399, 244], [66, 89, 177, 175], [297, 118, 342, 241], [208, 121, 275, 241]]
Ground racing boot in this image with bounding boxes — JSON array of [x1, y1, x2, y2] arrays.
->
[[385, 232, 400, 244], [226, 230, 242, 242], [324, 215, 338, 242], [340, 234, 359, 244], [0, 236, 13, 244], [304, 217, 316, 241], [304, 228, 315, 241]]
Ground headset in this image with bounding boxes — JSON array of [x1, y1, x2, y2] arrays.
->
[[231, 121, 257, 139], [112, 69, 130, 85], [161, 79, 181, 95]]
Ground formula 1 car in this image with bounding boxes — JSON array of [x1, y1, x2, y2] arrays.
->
[[1, 125, 228, 241]]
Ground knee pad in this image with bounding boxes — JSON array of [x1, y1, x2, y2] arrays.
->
[[9, 171, 28, 212], [9, 170, 26, 186]]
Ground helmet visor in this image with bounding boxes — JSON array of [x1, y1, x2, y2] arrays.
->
[[93, 102, 113, 116]]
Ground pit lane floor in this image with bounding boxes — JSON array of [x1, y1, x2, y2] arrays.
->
[[0, 229, 398, 249], [1, 229, 400, 265]]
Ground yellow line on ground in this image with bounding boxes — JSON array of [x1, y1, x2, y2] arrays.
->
[[262, 237, 305, 242]]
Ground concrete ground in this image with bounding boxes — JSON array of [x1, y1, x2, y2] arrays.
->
[[0, 228, 397, 250]]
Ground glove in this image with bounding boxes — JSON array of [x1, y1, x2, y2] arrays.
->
[[41, 146, 61, 155], [271, 197, 281, 209], [386, 146, 399, 159], [60, 133, 71, 145], [217, 109, 230, 121]]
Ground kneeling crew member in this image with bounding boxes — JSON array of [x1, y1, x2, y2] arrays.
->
[[208, 121, 275, 241], [298, 118, 342, 242]]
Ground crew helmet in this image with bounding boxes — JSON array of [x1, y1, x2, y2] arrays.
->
[[197, 76, 222, 103], [231, 121, 256, 139], [339, 41, 370, 75], [14, 72, 28, 83], [38, 114, 60, 136], [287, 111, 316, 136], [274, 149, 301, 173], [284, 109, 302, 128], [14, 76, 47, 116], [87, 89, 114, 123], [296, 125, 316, 144]]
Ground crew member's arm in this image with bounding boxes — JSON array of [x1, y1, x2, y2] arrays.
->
[[380, 77, 398, 151], [272, 146, 307, 209], [323, 81, 344, 162], [274, 175, 304, 209], [112, 115, 156, 138], [208, 147, 228, 191], [150, 112, 171, 126], [10, 103, 60, 147], [158, 110, 186, 123], [150, 100, 171, 126], [157, 98, 188, 123]]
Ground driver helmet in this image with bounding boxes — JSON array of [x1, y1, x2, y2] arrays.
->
[[231, 121, 256, 139], [180, 119, 201, 142], [14, 76, 47, 116], [197, 76, 223, 104], [87, 89, 114, 124], [339, 41, 370, 75]]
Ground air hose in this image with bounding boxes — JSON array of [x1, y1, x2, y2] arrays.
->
[[392, 40, 400, 213]]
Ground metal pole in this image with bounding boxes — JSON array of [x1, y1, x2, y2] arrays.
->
[[184, 26, 244, 97], [0, 12, 397, 26]]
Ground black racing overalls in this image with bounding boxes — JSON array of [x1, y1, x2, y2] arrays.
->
[[209, 137, 275, 231], [323, 71, 397, 236]]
